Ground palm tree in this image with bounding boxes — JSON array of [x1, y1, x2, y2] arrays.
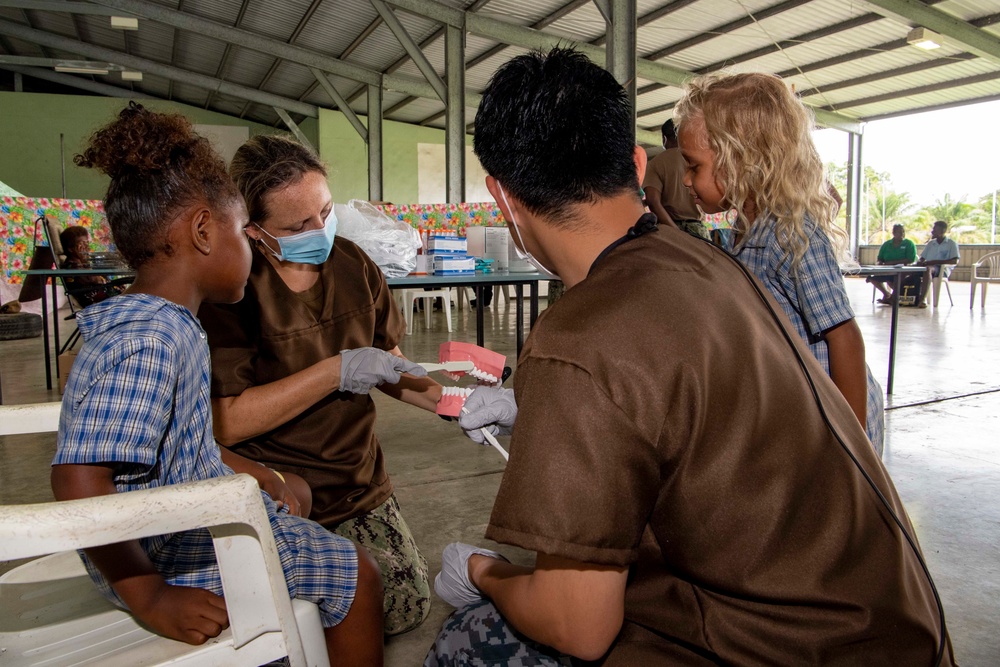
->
[[925, 194, 974, 224], [865, 185, 914, 244]]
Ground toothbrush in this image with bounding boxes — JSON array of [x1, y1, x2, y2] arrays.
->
[[418, 361, 476, 374], [462, 406, 509, 461]]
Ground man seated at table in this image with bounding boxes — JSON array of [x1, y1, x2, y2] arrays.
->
[[869, 224, 917, 304], [917, 220, 960, 308]]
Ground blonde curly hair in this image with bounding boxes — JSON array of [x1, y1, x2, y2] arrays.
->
[[674, 72, 849, 269]]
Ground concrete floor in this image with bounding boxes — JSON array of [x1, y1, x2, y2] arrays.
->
[[1, 278, 998, 665]]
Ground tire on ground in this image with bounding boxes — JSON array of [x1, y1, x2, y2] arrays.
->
[[0, 313, 43, 340]]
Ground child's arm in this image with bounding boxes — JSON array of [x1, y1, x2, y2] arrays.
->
[[51, 463, 230, 645], [216, 446, 311, 517], [823, 319, 868, 429]]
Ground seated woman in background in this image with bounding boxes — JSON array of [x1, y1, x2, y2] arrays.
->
[[59, 225, 126, 306]]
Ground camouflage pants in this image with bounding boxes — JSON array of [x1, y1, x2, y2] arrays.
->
[[332, 494, 431, 635], [677, 220, 711, 241], [424, 600, 573, 667]]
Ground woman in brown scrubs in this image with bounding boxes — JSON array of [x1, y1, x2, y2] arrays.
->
[[199, 135, 442, 635]]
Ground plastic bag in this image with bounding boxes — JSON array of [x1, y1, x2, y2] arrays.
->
[[335, 200, 421, 278]]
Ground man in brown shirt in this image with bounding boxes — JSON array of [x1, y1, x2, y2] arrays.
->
[[424, 48, 953, 666], [642, 119, 709, 240]]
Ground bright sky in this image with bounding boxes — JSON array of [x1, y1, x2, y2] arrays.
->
[[813, 99, 1000, 208]]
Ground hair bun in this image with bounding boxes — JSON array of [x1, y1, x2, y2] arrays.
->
[[74, 101, 208, 179]]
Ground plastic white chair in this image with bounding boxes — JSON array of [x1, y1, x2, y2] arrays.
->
[[398, 288, 453, 334], [930, 269, 954, 308], [0, 403, 328, 667], [970, 251, 1000, 309]]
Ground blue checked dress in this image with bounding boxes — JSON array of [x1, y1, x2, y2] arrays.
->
[[53, 293, 358, 627], [726, 216, 885, 455]]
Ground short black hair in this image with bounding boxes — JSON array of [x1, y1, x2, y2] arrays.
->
[[661, 119, 677, 141], [933, 220, 948, 230], [473, 47, 639, 223]]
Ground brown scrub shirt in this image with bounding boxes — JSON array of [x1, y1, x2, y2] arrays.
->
[[642, 146, 701, 222], [486, 222, 953, 665], [199, 237, 406, 527]]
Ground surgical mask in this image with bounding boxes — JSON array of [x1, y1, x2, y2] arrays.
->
[[498, 185, 556, 276], [256, 207, 338, 264]]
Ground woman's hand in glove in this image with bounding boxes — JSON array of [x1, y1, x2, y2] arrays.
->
[[338, 347, 427, 394]]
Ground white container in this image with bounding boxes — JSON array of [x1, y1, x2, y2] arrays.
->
[[485, 227, 510, 271], [466, 226, 486, 258]]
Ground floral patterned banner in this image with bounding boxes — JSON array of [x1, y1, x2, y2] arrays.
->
[[376, 202, 505, 237], [1, 196, 110, 286]]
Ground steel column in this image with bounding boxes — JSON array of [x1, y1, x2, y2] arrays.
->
[[845, 130, 864, 257], [368, 84, 383, 201], [607, 0, 636, 133], [445, 23, 465, 204]]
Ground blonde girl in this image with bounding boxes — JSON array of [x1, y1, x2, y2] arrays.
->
[[675, 72, 884, 455]]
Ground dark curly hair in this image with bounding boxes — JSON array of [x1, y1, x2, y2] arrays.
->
[[74, 102, 240, 268], [229, 134, 327, 225]]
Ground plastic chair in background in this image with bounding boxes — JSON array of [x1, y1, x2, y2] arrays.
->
[[0, 403, 328, 667], [930, 268, 954, 308], [397, 288, 453, 334], [970, 251, 1000, 309]]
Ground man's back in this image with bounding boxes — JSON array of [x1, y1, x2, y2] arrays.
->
[[642, 147, 701, 222], [488, 225, 951, 665]]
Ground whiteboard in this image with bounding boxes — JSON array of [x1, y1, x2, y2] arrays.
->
[[193, 124, 250, 166]]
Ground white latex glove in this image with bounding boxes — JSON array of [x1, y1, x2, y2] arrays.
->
[[339, 348, 427, 394], [457, 386, 517, 445], [434, 542, 507, 608]]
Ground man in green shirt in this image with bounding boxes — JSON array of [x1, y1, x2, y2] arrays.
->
[[869, 224, 917, 304]]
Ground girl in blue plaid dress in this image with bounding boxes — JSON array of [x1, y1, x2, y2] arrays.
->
[[674, 73, 884, 455], [50, 103, 386, 665]]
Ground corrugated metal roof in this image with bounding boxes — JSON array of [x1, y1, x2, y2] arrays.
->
[[4, 0, 1000, 133]]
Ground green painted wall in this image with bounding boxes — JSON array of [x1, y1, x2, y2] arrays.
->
[[0, 92, 318, 200], [317, 108, 473, 204]]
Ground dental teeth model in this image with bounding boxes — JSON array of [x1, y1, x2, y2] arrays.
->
[[429, 342, 511, 461], [438, 342, 505, 385], [436, 386, 475, 417]]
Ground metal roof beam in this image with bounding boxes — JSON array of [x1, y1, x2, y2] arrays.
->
[[274, 107, 316, 151], [642, 0, 810, 62], [796, 52, 975, 99], [0, 19, 320, 117], [405, 0, 588, 121], [0, 1, 135, 17], [0, 63, 148, 98], [861, 91, 1000, 121], [386, 0, 859, 131], [862, 0, 1000, 65], [820, 70, 1000, 112], [311, 67, 368, 142], [204, 0, 251, 110], [370, 0, 447, 101], [87, 0, 439, 100]]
